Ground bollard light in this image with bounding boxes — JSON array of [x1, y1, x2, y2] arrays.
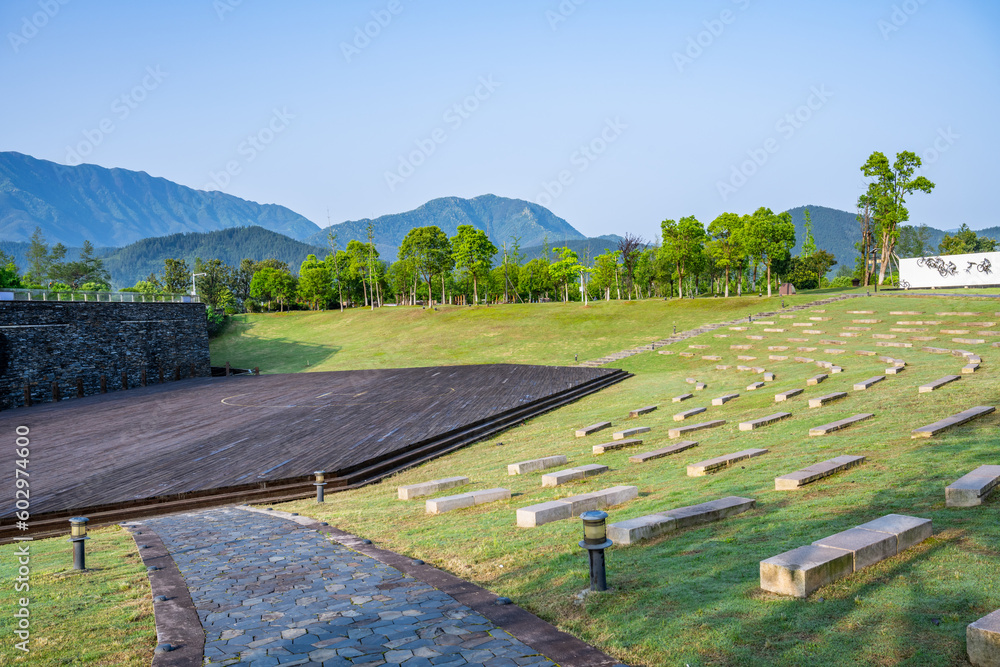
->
[[69, 517, 90, 570], [578, 510, 612, 592], [314, 470, 327, 503]]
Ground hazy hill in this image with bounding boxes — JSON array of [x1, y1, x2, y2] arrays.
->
[[309, 194, 586, 260], [0, 152, 321, 247]]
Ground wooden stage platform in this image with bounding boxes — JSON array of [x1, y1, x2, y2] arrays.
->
[[1, 364, 624, 522]]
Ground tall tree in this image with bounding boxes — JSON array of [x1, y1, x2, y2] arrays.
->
[[616, 233, 645, 299], [0, 251, 20, 289], [742, 207, 796, 297], [48, 240, 110, 288], [194, 258, 234, 310], [451, 225, 497, 305], [518, 258, 552, 302], [161, 258, 191, 294], [938, 224, 998, 255], [661, 216, 705, 299], [860, 150, 936, 284], [399, 226, 451, 306], [549, 247, 583, 302], [801, 208, 817, 257], [25, 227, 50, 282], [706, 212, 745, 298]]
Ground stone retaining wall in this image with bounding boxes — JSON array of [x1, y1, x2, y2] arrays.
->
[[0, 301, 210, 410]]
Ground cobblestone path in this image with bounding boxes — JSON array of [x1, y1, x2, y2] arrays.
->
[[142, 507, 555, 667]]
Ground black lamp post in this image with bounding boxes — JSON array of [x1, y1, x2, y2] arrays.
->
[[579, 511, 612, 592], [69, 517, 89, 570], [314, 471, 327, 503]]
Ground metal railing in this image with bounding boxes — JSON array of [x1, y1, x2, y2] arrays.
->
[[1, 289, 201, 303]]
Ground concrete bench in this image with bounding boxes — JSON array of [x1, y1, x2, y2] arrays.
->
[[769, 355, 788, 361], [672, 393, 693, 403], [872, 333, 897, 339], [674, 407, 707, 421], [764, 372, 776, 382], [747, 381, 765, 391], [880, 356, 906, 366], [922, 346, 951, 354], [775, 455, 865, 489], [945, 465, 1000, 507], [954, 338, 986, 344], [912, 405, 997, 438], [763, 328, 784, 333], [542, 464, 608, 487], [398, 476, 470, 500], [963, 363, 980, 374], [508, 455, 568, 475], [515, 485, 639, 527], [739, 412, 791, 431], [856, 349, 877, 356], [793, 322, 813, 327], [747, 335, 765, 340], [629, 440, 697, 463], [885, 366, 905, 375], [679, 352, 695, 357], [686, 377, 699, 384], [854, 376, 885, 391], [689, 344, 709, 349], [806, 374, 828, 386], [891, 311, 922, 315], [809, 413, 874, 436], [802, 330, 823, 335], [607, 496, 756, 546], [848, 310, 875, 314], [823, 349, 845, 355], [839, 332, 861, 337], [809, 392, 847, 409], [877, 341, 912, 348], [809, 316, 830, 321], [730, 344, 752, 349], [687, 448, 768, 476], [918, 375, 961, 393], [768, 345, 789, 351], [702, 355, 722, 361], [715, 365, 731, 371], [819, 339, 846, 346], [712, 393, 739, 406], [967, 609, 1000, 667], [775, 388, 803, 402], [942, 329, 970, 335], [426, 488, 511, 514], [593, 438, 643, 455], [695, 383, 707, 391], [669, 420, 725, 439], [629, 405, 657, 418], [853, 319, 882, 323], [575, 422, 611, 437], [612, 426, 650, 440], [760, 514, 931, 597]]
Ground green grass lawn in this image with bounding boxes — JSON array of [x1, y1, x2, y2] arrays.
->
[[0, 525, 154, 666], [209, 291, 849, 372], [262, 292, 1000, 666]]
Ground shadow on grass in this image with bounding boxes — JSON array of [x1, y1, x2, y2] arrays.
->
[[212, 337, 341, 373]]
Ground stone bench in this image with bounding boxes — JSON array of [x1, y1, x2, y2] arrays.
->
[[674, 407, 707, 421], [775, 388, 803, 402], [967, 609, 1000, 667], [542, 464, 608, 487], [891, 311, 922, 315], [768, 345, 789, 351], [775, 455, 865, 489], [747, 381, 765, 391], [695, 383, 707, 391], [575, 422, 611, 437], [856, 349, 876, 356], [769, 355, 788, 361], [802, 330, 823, 335], [764, 372, 776, 382], [877, 341, 912, 348], [629, 405, 657, 418], [885, 366, 905, 375], [398, 476, 470, 500], [607, 496, 756, 546], [613, 426, 650, 440], [672, 393, 693, 403], [760, 514, 932, 597], [922, 346, 951, 354], [515, 486, 639, 527], [712, 393, 739, 406], [945, 465, 1000, 507], [687, 448, 768, 476], [629, 440, 697, 463], [853, 319, 881, 323], [739, 412, 792, 431], [669, 420, 725, 439], [809, 413, 875, 436], [508, 455, 568, 475], [593, 438, 643, 455], [702, 355, 722, 361], [954, 338, 986, 345], [848, 310, 875, 314], [426, 488, 511, 514], [853, 376, 885, 391], [963, 363, 980, 374], [918, 375, 961, 393], [806, 374, 828, 386], [839, 332, 861, 337], [809, 392, 847, 409]]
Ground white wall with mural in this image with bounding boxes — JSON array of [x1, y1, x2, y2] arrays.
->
[[899, 252, 999, 288]]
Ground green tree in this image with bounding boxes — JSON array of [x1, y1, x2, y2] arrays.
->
[[451, 225, 497, 305], [161, 258, 191, 294], [249, 265, 297, 312], [860, 150, 936, 284], [48, 240, 110, 288], [297, 255, 333, 310], [661, 216, 706, 298], [0, 251, 21, 289], [589, 250, 621, 300], [194, 258, 234, 310], [742, 207, 796, 297], [938, 224, 997, 255], [706, 212, 745, 298], [398, 226, 451, 306], [518, 258, 552, 302], [800, 208, 817, 258], [25, 227, 50, 282], [897, 225, 932, 258], [344, 240, 379, 307], [549, 247, 583, 302]]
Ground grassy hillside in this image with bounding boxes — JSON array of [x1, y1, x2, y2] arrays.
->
[[209, 292, 837, 372]]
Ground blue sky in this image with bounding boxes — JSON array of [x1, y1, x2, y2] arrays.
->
[[3, 0, 998, 240]]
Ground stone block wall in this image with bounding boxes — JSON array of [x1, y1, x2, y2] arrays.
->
[[0, 301, 211, 410]]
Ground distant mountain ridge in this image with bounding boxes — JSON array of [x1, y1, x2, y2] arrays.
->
[[308, 194, 586, 259], [0, 152, 321, 247]]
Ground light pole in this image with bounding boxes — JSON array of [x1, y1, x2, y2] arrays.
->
[[191, 273, 207, 298]]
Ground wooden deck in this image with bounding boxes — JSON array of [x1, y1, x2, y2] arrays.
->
[[1, 364, 621, 519]]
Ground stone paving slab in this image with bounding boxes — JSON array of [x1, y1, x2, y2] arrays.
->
[[516, 487, 638, 527], [711, 393, 739, 406], [628, 405, 657, 418], [592, 438, 643, 455], [853, 376, 886, 391], [139, 508, 563, 667], [806, 374, 827, 386], [427, 488, 512, 514], [668, 420, 725, 439], [674, 406, 707, 422], [607, 496, 755, 546], [399, 477, 470, 500], [541, 465, 608, 487], [809, 413, 875, 436], [628, 440, 698, 463], [775, 388, 803, 402], [808, 392, 847, 409], [918, 375, 962, 393], [945, 465, 1000, 507], [508, 455, 568, 476], [672, 393, 694, 403], [738, 412, 792, 431], [612, 426, 650, 440], [747, 381, 765, 391], [775, 455, 865, 489], [687, 448, 768, 476], [575, 422, 612, 438]]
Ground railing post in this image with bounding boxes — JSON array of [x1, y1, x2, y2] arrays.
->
[[76, 378, 84, 398], [100, 375, 107, 393]]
